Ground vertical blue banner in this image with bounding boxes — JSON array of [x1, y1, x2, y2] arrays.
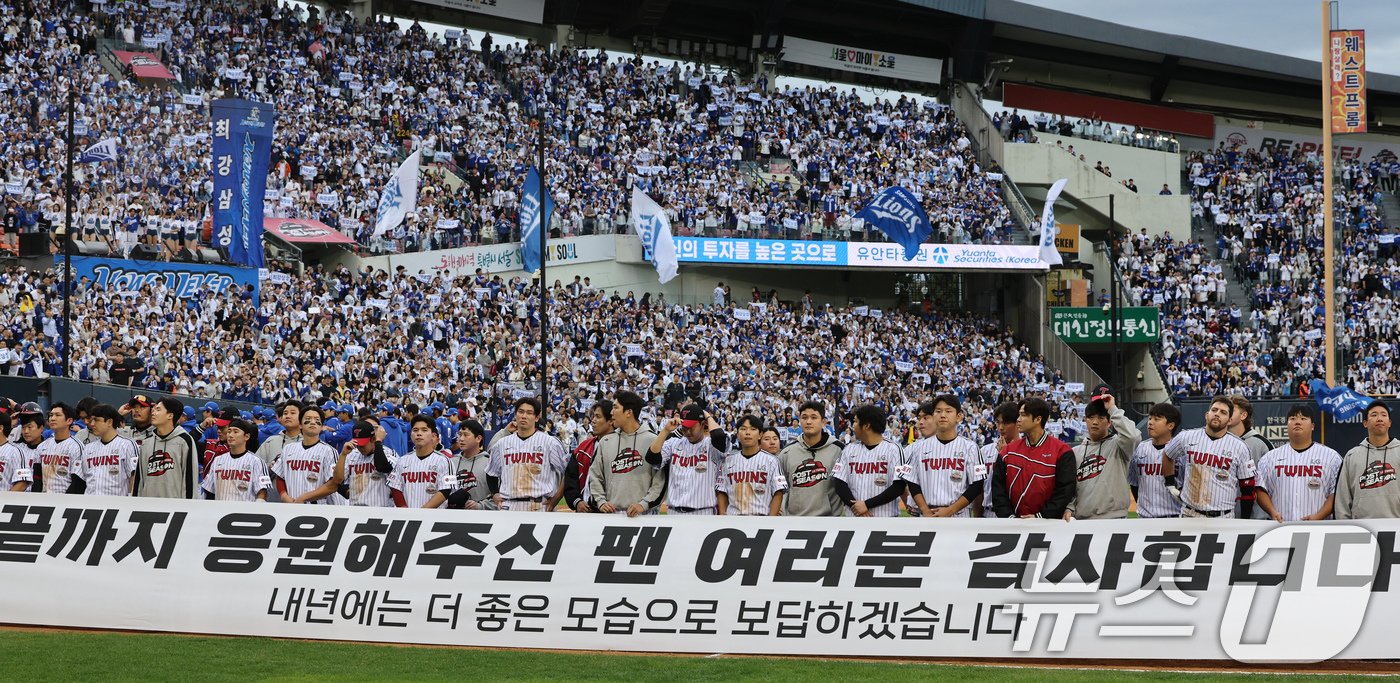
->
[[211, 99, 276, 269]]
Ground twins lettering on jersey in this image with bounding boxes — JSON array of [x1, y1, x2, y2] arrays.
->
[[1274, 464, 1325, 478], [611, 448, 644, 474], [216, 468, 252, 482], [1137, 461, 1165, 477], [1190, 451, 1235, 469], [86, 454, 123, 468], [399, 470, 439, 484], [506, 452, 545, 465], [1360, 461, 1397, 489], [1077, 454, 1106, 481], [40, 454, 73, 475], [847, 461, 888, 475], [920, 457, 966, 471], [285, 460, 321, 473], [789, 459, 828, 487], [346, 462, 383, 477], [728, 470, 769, 484], [670, 453, 710, 469]]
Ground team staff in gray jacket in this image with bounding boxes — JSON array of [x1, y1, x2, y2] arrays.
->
[[1066, 393, 1140, 520], [1336, 400, 1400, 519], [589, 391, 666, 516], [778, 400, 845, 516], [134, 398, 200, 499]]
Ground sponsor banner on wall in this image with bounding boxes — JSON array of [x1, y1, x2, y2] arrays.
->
[[1, 495, 1398, 661], [1215, 122, 1398, 162], [673, 238, 1046, 271], [1051, 307, 1162, 343], [364, 235, 614, 280], [407, 0, 544, 23], [781, 36, 942, 85], [1054, 223, 1080, 254], [1330, 30, 1367, 134], [58, 255, 258, 299]]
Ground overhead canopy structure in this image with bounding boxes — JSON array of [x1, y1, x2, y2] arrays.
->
[[112, 51, 176, 80]]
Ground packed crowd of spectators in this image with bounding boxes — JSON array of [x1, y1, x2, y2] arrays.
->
[[995, 108, 1181, 152], [1145, 143, 1400, 398], [3, 261, 1085, 448], [2, 0, 1016, 260]]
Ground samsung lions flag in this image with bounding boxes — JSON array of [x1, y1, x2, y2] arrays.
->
[[520, 166, 553, 274], [853, 187, 931, 261], [630, 188, 678, 283], [78, 137, 119, 163], [374, 151, 420, 235], [1308, 379, 1375, 421], [1039, 178, 1069, 267]]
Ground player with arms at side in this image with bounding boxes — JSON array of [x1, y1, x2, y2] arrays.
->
[[392, 415, 456, 508], [649, 404, 727, 515], [901, 396, 984, 518], [1129, 403, 1183, 518], [75, 404, 138, 496], [992, 398, 1076, 519], [974, 402, 1020, 517], [273, 406, 346, 505], [487, 398, 569, 511], [34, 403, 85, 494], [1254, 404, 1342, 522], [717, 414, 787, 516], [1228, 396, 1273, 518], [589, 391, 665, 516], [134, 398, 201, 499], [202, 418, 269, 502], [1336, 400, 1400, 519], [777, 400, 844, 516], [833, 404, 906, 518], [1161, 395, 1255, 519]]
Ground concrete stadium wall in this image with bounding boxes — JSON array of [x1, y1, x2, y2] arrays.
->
[[1003, 142, 1190, 238], [1032, 131, 1181, 196]]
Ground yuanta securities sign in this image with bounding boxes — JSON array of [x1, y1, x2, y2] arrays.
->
[[1051, 306, 1161, 343], [8, 495, 1400, 661], [672, 237, 1047, 271]]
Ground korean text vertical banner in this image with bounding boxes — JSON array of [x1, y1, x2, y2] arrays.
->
[[211, 99, 276, 268], [1329, 30, 1366, 134]]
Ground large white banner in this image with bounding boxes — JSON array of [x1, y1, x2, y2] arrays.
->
[[409, 0, 544, 24], [2, 493, 1397, 661], [1215, 122, 1400, 162], [362, 235, 615, 280], [846, 242, 1046, 270], [782, 36, 942, 85]]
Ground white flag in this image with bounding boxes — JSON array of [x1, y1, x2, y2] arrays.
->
[[78, 137, 120, 163], [1039, 178, 1068, 267], [630, 188, 678, 283], [374, 152, 420, 235]]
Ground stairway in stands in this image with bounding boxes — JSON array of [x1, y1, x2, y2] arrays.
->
[[1378, 188, 1400, 224], [1191, 214, 1256, 325]]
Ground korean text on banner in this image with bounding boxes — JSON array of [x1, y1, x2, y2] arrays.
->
[[211, 99, 276, 269], [2, 495, 1399, 661], [1330, 30, 1367, 134]]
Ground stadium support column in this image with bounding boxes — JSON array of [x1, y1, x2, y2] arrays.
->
[[61, 69, 74, 380], [537, 118, 548, 420], [1321, 1, 1338, 387]]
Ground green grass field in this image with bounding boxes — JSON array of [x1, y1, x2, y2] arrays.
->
[[0, 630, 1388, 682]]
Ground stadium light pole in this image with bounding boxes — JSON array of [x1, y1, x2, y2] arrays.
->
[[1108, 194, 1121, 395]]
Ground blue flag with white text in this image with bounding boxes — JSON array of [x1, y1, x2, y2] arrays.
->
[[853, 186, 932, 261], [520, 166, 553, 274], [1308, 380, 1375, 421], [211, 99, 275, 269]]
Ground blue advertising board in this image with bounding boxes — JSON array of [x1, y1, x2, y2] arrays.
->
[[58, 256, 258, 300]]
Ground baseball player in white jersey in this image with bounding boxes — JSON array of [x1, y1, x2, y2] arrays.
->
[[392, 415, 456, 508], [717, 415, 787, 516], [976, 402, 1020, 518], [202, 418, 269, 502], [902, 397, 984, 518], [1129, 403, 1183, 518], [10, 411, 44, 490], [833, 405, 907, 518], [75, 404, 138, 496], [1254, 404, 1343, 522], [648, 405, 727, 515], [273, 406, 347, 505], [34, 403, 85, 494], [339, 420, 398, 507], [1162, 396, 1256, 518], [487, 398, 569, 511], [0, 412, 27, 491]]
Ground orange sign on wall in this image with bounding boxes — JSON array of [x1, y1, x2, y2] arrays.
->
[[1330, 30, 1366, 134]]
